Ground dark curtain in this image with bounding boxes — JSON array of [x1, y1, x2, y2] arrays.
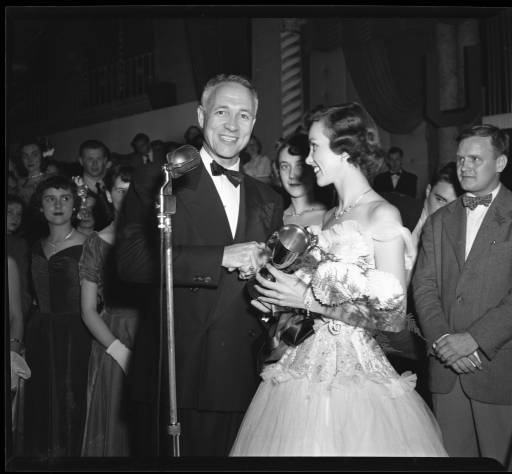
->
[[184, 18, 252, 101], [340, 18, 430, 134], [481, 9, 512, 116]]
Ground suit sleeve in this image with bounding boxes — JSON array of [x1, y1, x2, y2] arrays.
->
[[116, 163, 162, 284], [468, 287, 512, 359], [116, 163, 224, 288], [411, 215, 452, 350]]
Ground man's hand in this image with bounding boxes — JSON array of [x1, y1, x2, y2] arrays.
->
[[435, 332, 479, 366], [222, 242, 269, 273], [448, 355, 481, 374]]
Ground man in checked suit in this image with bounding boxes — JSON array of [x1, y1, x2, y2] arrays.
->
[[115, 74, 283, 456], [374, 146, 418, 198], [413, 124, 512, 468]]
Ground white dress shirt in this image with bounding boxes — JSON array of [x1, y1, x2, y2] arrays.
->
[[200, 148, 240, 239], [391, 172, 400, 189], [464, 184, 501, 260]]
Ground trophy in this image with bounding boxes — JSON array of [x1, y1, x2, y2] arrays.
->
[[247, 224, 314, 306]]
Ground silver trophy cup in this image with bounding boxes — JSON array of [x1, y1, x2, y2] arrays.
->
[[247, 224, 312, 300]]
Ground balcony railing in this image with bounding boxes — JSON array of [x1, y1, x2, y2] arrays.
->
[[9, 52, 155, 129], [79, 52, 154, 109]]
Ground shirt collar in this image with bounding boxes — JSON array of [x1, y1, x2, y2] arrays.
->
[[466, 183, 501, 201], [200, 147, 240, 178]]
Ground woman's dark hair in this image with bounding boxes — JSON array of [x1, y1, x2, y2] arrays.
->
[[31, 175, 80, 217], [7, 193, 25, 210], [104, 164, 134, 192], [276, 133, 310, 163], [306, 102, 385, 182], [15, 139, 49, 178], [430, 161, 464, 197]]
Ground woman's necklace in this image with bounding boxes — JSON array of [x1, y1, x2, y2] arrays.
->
[[285, 205, 323, 217], [334, 188, 372, 219], [27, 172, 44, 180], [47, 228, 74, 256]]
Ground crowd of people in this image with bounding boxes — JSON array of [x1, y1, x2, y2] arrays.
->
[[6, 73, 511, 467]]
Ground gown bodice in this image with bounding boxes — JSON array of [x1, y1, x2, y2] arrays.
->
[[262, 219, 417, 395], [31, 243, 83, 315]]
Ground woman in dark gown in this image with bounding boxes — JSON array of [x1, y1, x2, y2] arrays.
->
[[80, 165, 138, 456], [23, 175, 90, 457]]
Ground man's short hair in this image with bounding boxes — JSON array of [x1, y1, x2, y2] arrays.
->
[[457, 124, 509, 157], [131, 133, 150, 148], [200, 74, 258, 114], [79, 139, 109, 159], [388, 146, 403, 157]]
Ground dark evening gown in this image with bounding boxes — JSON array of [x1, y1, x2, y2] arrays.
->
[[79, 232, 139, 456], [24, 243, 91, 457]]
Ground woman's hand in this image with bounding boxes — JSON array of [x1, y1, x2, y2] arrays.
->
[[253, 264, 307, 309]]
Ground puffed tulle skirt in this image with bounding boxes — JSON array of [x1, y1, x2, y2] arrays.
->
[[230, 372, 448, 457]]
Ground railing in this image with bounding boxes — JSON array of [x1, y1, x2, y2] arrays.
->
[[10, 52, 155, 126], [80, 52, 154, 109]]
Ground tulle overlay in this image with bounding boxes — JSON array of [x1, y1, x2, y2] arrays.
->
[[230, 221, 447, 456]]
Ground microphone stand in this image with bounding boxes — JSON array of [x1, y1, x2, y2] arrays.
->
[[157, 165, 181, 457]]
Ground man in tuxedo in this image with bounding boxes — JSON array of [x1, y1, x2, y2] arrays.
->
[[116, 74, 283, 456], [374, 146, 418, 198], [413, 125, 512, 468]]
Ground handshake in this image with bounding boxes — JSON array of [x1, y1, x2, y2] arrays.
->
[[222, 241, 271, 280], [222, 225, 313, 282]]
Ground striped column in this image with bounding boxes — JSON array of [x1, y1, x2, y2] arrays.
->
[[281, 19, 304, 138]]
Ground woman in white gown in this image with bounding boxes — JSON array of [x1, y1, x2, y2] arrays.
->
[[230, 103, 448, 457]]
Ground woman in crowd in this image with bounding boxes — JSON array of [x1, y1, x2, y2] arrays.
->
[[80, 165, 138, 456], [7, 194, 32, 320], [242, 135, 273, 185], [8, 255, 31, 454], [23, 175, 90, 457], [230, 103, 447, 456], [411, 161, 463, 254], [277, 132, 327, 227], [15, 140, 50, 204]]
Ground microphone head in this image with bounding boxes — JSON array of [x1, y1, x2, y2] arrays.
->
[[165, 144, 201, 178]]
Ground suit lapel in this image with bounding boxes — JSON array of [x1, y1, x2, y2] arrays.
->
[[443, 199, 466, 272], [239, 177, 276, 243], [233, 179, 247, 244], [176, 162, 232, 244], [465, 186, 512, 266]]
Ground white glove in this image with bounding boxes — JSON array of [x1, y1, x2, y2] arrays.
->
[[10, 351, 31, 390], [106, 339, 132, 375]]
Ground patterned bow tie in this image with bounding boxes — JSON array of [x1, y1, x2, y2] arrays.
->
[[462, 194, 492, 210], [210, 161, 243, 187]]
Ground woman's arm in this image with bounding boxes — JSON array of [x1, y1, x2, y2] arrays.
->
[[81, 280, 116, 349], [253, 206, 407, 332], [8, 256, 24, 354]]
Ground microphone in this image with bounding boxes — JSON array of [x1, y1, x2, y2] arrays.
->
[[165, 144, 201, 179]]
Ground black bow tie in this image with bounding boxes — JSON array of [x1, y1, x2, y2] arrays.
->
[[210, 161, 243, 187], [462, 194, 492, 210]]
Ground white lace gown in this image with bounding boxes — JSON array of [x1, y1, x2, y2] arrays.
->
[[230, 220, 447, 457]]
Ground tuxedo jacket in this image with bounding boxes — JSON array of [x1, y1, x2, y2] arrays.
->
[[412, 185, 512, 404], [115, 160, 283, 412], [374, 170, 418, 198]]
